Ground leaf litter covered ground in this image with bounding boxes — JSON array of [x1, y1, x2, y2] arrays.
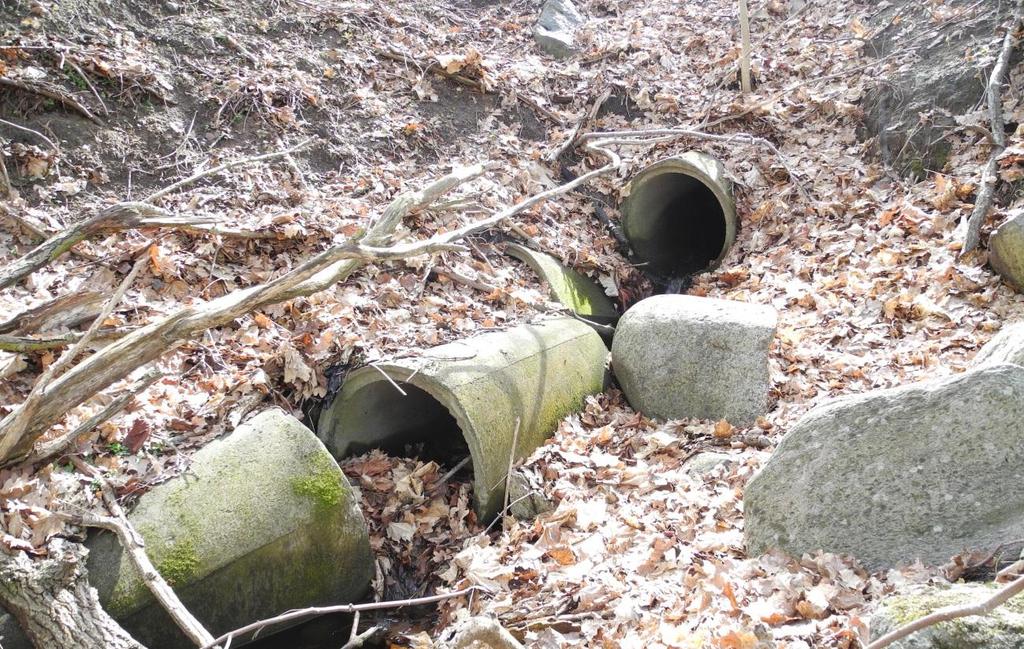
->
[[1, 0, 1023, 646]]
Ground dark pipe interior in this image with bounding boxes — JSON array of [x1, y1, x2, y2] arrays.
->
[[343, 381, 467, 463], [628, 172, 726, 278]]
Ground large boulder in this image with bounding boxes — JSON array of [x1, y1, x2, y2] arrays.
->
[[611, 295, 777, 426], [989, 210, 1024, 292], [973, 321, 1024, 368], [870, 582, 1024, 648], [87, 408, 373, 648], [745, 364, 1024, 570], [534, 0, 584, 58]]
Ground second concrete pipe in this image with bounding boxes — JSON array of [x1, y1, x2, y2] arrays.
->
[[318, 318, 608, 520]]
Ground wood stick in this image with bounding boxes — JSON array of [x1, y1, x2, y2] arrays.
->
[[0, 333, 81, 352], [0, 203, 215, 290], [0, 77, 102, 125], [60, 460, 216, 647], [739, 0, 752, 94], [199, 586, 487, 649], [866, 575, 1024, 649], [0, 254, 147, 461], [29, 369, 163, 465], [960, 9, 1022, 253]]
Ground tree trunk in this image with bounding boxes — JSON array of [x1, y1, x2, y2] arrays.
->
[[0, 540, 144, 649]]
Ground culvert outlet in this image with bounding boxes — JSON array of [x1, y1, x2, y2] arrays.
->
[[318, 318, 608, 520], [620, 151, 736, 279]]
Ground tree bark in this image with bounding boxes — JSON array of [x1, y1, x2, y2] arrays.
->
[[0, 540, 144, 649]]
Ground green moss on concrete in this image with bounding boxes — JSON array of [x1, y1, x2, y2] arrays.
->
[[291, 452, 346, 513], [157, 537, 201, 587]]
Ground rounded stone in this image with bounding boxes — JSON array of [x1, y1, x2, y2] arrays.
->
[[611, 294, 777, 425]]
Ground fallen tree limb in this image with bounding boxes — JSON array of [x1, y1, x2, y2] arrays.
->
[[960, 9, 1022, 254], [0, 333, 80, 352], [0, 254, 147, 462], [0, 539, 143, 649], [28, 369, 163, 465], [0, 203, 212, 290], [59, 461, 216, 648], [199, 586, 488, 649], [0, 292, 105, 335], [866, 574, 1024, 649], [1, 139, 313, 289], [0, 77, 103, 125], [0, 140, 620, 466], [0, 117, 60, 152]]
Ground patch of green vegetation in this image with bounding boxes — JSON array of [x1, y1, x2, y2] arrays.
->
[[157, 537, 200, 587], [65, 69, 89, 91], [291, 452, 345, 513], [107, 441, 129, 456]]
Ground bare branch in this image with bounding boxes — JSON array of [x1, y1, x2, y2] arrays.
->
[[199, 586, 487, 649], [960, 9, 1022, 254], [0, 203, 213, 290], [0, 77, 102, 125], [60, 460, 216, 647], [866, 576, 1024, 649]]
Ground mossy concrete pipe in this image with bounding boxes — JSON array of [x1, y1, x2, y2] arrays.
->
[[86, 409, 373, 649], [620, 152, 736, 278], [318, 318, 608, 520]]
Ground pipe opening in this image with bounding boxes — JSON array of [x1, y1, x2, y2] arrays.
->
[[626, 172, 727, 278], [339, 380, 469, 464]]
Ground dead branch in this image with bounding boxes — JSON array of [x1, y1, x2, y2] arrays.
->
[[866, 575, 1024, 649], [0, 254, 147, 462], [0, 144, 12, 199], [0, 291, 105, 335], [960, 9, 1022, 254], [29, 369, 163, 465], [199, 586, 487, 649], [0, 142, 620, 466], [0, 333, 81, 352], [60, 461, 216, 647], [0, 203, 213, 290], [0, 538, 144, 649], [0, 77, 103, 125]]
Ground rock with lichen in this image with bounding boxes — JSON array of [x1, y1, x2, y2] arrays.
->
[[870, 582, 1024, 649], [85, 408, 373, 649], [535, 0, 585, 58]]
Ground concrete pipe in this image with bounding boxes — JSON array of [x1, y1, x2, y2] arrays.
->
[[318, 318, 608, 520], [619, 152, 736, 278]]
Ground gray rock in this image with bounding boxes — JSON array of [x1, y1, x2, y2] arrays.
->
[[989, 210, 1024, 293], [88, 408, 373, 648], [973, 322, 1024, 368], [745, 364, 1024, 571], [861, 1, 1014, 177], [683, 452, 733, 477], [508, 470, 555, 520], [870, 582, 1024, 649], [535, 0, 584, 58], [611, 295, 777, 426]]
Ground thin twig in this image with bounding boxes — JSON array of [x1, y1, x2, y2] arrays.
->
[[369, 363, 407, 396], [28, 369, 163, 465], [866, 575, 1024, 649], [960, 7, 1022, 253], [502, 417, 521, 531], [145, 138, 313, 202], [199, 586, 488, 649]]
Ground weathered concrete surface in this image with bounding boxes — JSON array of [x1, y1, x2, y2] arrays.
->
[[870, 582, 1024, 649], [619, 152, 737, 278], [87, 409, 373, 648], [989, 211, 1024, 292], [506, 243, 618, 337], [745, 364, 1024, 571], [611, 295, 776, 425], [973, 321, 1024, 368], [319, 318, 607, 520], [534, 0, 584, 58]]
